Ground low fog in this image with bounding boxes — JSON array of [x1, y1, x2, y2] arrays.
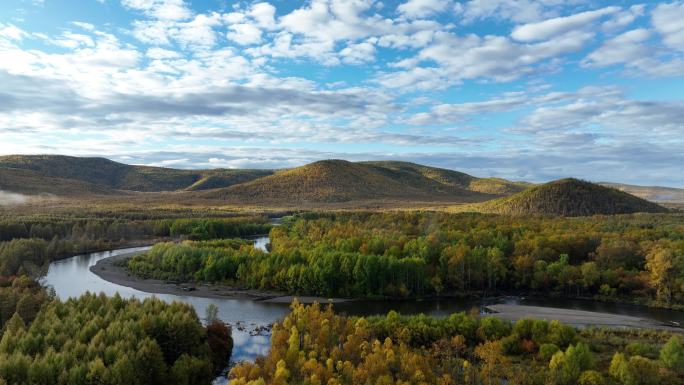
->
[[0, 190, 28, 206]]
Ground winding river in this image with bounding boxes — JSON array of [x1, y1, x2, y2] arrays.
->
[[42, 238, 684, 383]]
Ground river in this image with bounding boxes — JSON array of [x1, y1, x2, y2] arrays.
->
[[41, 238, 684, 383]]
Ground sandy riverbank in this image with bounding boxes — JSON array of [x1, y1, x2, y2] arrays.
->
[[89, 251, 350, 304], [486, 304, 683, 332]]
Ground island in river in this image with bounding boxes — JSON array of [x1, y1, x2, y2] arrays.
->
[[90, 247, 351, 304], [90, 247, 684, 333]]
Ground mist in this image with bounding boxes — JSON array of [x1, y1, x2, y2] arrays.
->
[[0, 190, 28, 206]]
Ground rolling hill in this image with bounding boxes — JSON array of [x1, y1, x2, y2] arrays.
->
[[0, 155, 676, 212], [0, 155, 271, 193], [473, 178, 669, 216], [192, 160, 526, 203]]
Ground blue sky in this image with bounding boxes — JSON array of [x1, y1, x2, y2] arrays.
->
[[0, 0, 683, 186]]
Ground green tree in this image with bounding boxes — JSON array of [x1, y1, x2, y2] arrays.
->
[[659, 335, 684, 373]]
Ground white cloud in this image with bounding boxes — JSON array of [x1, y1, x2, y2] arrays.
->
[[582, 27, 684, 77], [146, 47, 181, 59], [249, 2, 277, 29], [227, 23, 262, 45], [652, 1, 684, 52], [397, 0, 451, 19], [601, 4, 645, 32], [381, 27, 595, 90], [340, 41, 376, 64], [121, 0, 192, 20], [0, 24, 28, 41], [457, 0, 587, 24], [582, 28, 652, 68], [511, 6, 619, 42], [130, 13, 222, 48]]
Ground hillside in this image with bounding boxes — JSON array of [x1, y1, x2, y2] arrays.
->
[[194, 160, 522, 204], [473, 178, 669, 216], [600, 183, 684, 204], [0, 155, 269, 192], [361, 161, 529, 195], [0, 167, 116, 196], [185, 170, 274, 191]]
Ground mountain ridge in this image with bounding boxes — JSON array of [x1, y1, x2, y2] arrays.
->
[[0, 155, 674, 214]]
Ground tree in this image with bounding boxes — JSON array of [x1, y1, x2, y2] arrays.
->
[[549, 343, 593, 385], [474, 340, 508, 385], [660, 335, 684, 373], [645, 245, 676, 304], [205, 303, 219, 323]]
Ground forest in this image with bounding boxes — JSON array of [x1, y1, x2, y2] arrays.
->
[[0, 293, 232, 385], [0, 209, 270, 276], [0, 207, 271, 384], [230, 301, 684, 385], [126, 212, 684, 309]]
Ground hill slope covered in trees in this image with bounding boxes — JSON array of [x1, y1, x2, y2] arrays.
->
[[193, 160, 527, 203], [0, 155, 270, 193], [474, 179, 669, 216]]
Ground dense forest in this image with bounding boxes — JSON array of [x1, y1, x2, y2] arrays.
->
[[127, 212, 684, 309], [0, 209, 270, 276], [0, 207, 254, 385], [230, 302, 684, 385], [0, 293, 232, 385]]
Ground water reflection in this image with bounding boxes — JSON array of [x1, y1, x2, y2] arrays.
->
[[43, 241, 684, 384]]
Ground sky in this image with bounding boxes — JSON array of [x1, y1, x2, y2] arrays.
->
[[0, 0, 683, 187]]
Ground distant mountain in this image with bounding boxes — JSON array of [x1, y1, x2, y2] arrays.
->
[[0, 155, 270, 193], [2, 156, 674, 212], [600, 183, 684, 204], [193, 160, 525, 203], [473, 178, 669, 216]]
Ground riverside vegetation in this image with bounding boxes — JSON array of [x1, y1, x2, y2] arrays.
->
[[127, 212, 684, 309], [230, 301, 684, 385], [0, 207, 269, 385]]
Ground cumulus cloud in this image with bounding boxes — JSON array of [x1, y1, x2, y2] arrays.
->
[[397, 0, 452, 19], [652, 1, 684, 52]]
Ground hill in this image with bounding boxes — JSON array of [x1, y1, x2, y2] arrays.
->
[[600, 183, 684, 204], [360, 161, 529, 195], [0, 167, 116, 196], [472, 178, 669, 216], [0, 155, 270, 193], [194, 160, 524, 204]]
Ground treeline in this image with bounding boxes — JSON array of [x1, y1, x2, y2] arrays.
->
[[0, 293, 232, 385], [0, 214, 270, 276], [230, 302, 684, 385], [127, 212, 684, 308], [0, 215, 270, 242]]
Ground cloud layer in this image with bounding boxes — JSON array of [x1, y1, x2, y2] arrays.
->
[[1, 0, 683, 187]]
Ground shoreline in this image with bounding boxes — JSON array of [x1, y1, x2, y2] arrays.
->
[[89, 250, 683, 332], [486, 304, 683, 332], [89, 251, 351, 304]]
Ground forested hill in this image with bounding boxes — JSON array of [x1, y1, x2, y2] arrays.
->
[[0, 156, 526, 202], [474, 178, 669, 216], [0, 155, 272, 193], [192, 159, 528, 203]]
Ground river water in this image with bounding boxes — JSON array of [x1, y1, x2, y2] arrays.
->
[[42, 239, 684, 382]]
